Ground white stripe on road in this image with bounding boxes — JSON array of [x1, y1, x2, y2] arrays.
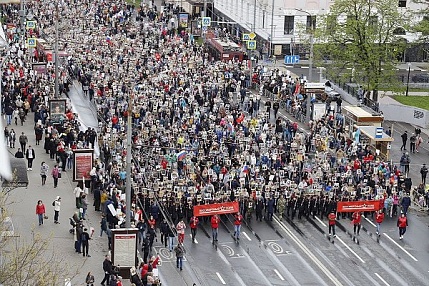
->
[[383, 233, 418, 262], [336, 236, 366, 263], [216, 272, 226, 285], [273, 216, 343, 286], [189, 234, 198, 244], [315, 216, 327, 227], [374, 273, 390, 286], [363, 216, 377, 227], [242, 231, 252, 241], [274, 269, 285, 281]]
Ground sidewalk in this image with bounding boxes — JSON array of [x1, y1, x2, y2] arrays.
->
[[4, 90, 106, 286]]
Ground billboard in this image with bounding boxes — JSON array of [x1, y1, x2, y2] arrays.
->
[[193, 202, 239, 216], [73, 149, 93, 182], [337, 200, 383, 213]]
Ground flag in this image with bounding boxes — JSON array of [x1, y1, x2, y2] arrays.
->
[[0, 119, 12, 180], [106, 36, 112, 43], [242, 165, 249, 174], [226, 122, 234, 132], [177, 150, 187, 161]]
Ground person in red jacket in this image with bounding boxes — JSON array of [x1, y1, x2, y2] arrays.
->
[[328, 211, 336, 237], [397, 213, 408, 240], [211, 214, 219, 243], [375, 210, 385, 235], [36, 200, 46, 226], [234, 212, 243, 240], [189, 215, 199, 243], [352, 211, 362, 236]]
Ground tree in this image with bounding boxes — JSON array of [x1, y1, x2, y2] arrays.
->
[[314, 0, 409, 101], [0, 192, 77, 286], [411, 0, 429, 60]]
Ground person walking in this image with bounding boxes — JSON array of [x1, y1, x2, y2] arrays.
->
[[101, 255, 113, 285], [400, 131, 408, 151], [160, 219, 169, 247], [14, 148, 24, 158], [233, 212, 243, 240], [53, 196, 61, 224], [328, 211, 336, 237], [8, 128, 15, 148], [81, 227, 91, 257], [51, 164, 60, 188], [401, 194, 411, 215], [176, 220, 186, 244], [19, 132, 28, 153], [40, 161, 49, 185], [85, 272, 95, 286], [81, 194, 89, 219], [189, 215, 199, 243], [375, 210, 385, 235], [174, 243, 185, 271], [352, 211, 362, 236], [100, 215, 108, 237], [25, 145, 35, 170], [36, 200, 46, 226], [421, 164, 428, 185], [211, 214, 219, 243], [73, 183, 83, 208], [397, 213, 408, 240], [409, 133, 416, 153]]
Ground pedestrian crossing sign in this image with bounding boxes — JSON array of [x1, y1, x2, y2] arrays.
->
[[242, 34, 250, 41], [202, 17, 211, 27], [26, 20, 36, 30], [247, 40, 256, 50], [27, 38, 36, 48]]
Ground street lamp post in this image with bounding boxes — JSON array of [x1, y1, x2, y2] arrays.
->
[[54, 2, 59, 98], [125, 80, 134, 228], [294, 8, 314, 83], [406, 62, 411, 97], [269, 0, 274, 58]]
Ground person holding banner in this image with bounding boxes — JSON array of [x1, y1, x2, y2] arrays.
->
[[328, 211, 336, 237], [233, 212, 243, 240], [397, 213, 408, 240], [211, 214, 219, 243], [375, 210, 385, 235], [189, 215, 199, 243], [352, 211, 362, 236]]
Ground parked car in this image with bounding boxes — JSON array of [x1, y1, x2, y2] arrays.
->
[[411, 74, 429, 83]]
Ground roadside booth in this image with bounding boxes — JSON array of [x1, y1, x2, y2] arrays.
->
[[355, 125, 393, 160]]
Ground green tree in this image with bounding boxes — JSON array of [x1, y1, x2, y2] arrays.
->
[[314, 0, 409, 101], [411, 0, 429, 59]]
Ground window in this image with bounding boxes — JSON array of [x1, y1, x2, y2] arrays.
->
[[398, 0, 406, 7], [306, 16, 316, 31], [284, 16, 294, 35]]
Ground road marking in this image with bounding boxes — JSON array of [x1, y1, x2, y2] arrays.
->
[[363, 216, 377, 227], [336, 236, 366, 263], [274, 269, 285, 281], [315, 216, 327, 227], [216, 272, 226, 285], [383, 233, 418, 262], [189, 234, 198, 244], [273, 216, 343, 286], [374, 273, 390, 286], [242, 231, 252, 241]]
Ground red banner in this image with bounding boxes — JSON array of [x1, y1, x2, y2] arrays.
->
[[337, 200, 383, 213], [193, 202, 239, 217]]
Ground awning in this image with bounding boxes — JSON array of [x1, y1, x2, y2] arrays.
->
[[2, 157, 29, 188]]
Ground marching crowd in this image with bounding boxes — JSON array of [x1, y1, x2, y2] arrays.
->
[[1, 0, 424, 284]]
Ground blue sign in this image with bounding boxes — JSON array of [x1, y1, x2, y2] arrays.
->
[[242, 34, 250, 41], [284, 55, 300, 64], [202, 17, 211, 27], [375, 127, 383, 139], [247, 40, 256, 50]]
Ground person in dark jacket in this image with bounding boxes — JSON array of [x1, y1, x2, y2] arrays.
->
[[160, 219, 169, 247], [14, 148, 24, 158], [255, 197, 264, 222], [81, 228, 91, 257], [401, 194, 411, 215], [101, 255, 113, 285], [266, 197, 275, 221]]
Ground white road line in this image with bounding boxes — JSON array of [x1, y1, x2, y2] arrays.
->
[[242, 231, 252, 241], [364, 216, 377, 227], [273, 216, 343, 286], [374, 273, 390, 286], [383, 233, 418, 262], [189, 234, 198, 244], [274, 269, 285, 281], [336, 236, 366, 263], [315, 216, 327, 227], [216, 272, 226, 285]]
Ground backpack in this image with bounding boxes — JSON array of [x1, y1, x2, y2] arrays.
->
[[52, 201, 55, 207]]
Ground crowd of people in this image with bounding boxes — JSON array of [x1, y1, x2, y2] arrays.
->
[[1, 0, 425, 284]]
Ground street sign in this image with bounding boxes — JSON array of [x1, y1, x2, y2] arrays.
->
[[202, 17, 211, 27], [375, 127, 383, 139], [26, 20, 36, 30], [247, 40, 256, 50], [27, 38, 36, 48], [249, 32, 256, 40], [284, 55, 300, 64], [242, 34, 250, 41]]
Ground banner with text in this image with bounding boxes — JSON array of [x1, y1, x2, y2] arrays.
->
[[73, 149, 94, 182], [194, 202, 239, 216], [337, 200, 383, 213]]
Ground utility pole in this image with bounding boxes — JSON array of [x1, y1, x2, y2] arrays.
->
[[269, 0, 274, 58], [125, 82, 133, 228], [54, 2, 59, 98], [203, 0, 207, 17]]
